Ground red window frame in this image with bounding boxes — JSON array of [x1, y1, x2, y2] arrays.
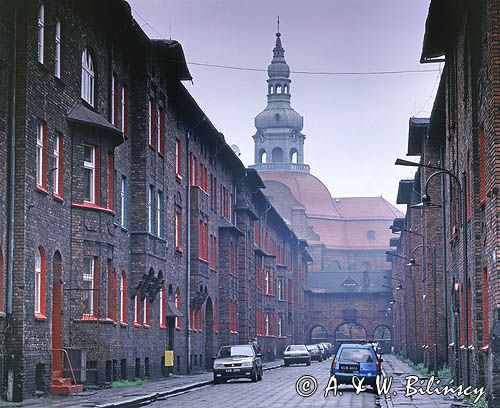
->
[[35, 246, 47, 319], [198, 309, 202, 331], [134, 294, 141, 326], [106, 261, 116, 321], [190, 306, 194, 330], [54, 133, 64, 199], [36, 120, 48, 192], [120, 271, 127, 325], [107, 152, 114, 211], [160, 285, 167, 329], [175, 210, 182, 251], [483, 268, 489, 348], [175, 139, 181, 177], [159, 107, 165, 155], [143, 294, 150, 328], [149, 98, 156, 148]]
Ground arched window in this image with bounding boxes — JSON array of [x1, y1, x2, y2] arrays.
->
[[259, 149, 267, 164], [283, 85, 288, 94], [272, 147, 283, 163], [268, 85, 274, 94], [276, 84, 282, 94], [38, 3, 45, 64], [81, 48, 95, 106], [35, 246, 46, 317], [120, 271, 127, 324], [175, 287, 181, 330], [290, 149, 298, 164], [367, 230, 376, 240]]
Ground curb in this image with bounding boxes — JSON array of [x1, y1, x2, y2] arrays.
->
[[97, 363, 284, 408]]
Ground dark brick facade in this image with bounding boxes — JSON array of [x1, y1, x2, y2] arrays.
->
[[0, 0, 310, 401]]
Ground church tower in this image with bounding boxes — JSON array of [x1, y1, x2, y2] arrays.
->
[[251, 30, 309, 173]]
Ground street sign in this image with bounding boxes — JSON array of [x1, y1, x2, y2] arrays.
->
[[165, 350, 174, 367]]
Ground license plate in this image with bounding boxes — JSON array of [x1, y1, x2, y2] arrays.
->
[[339, 364, 359, 373], [226, 368, 240, 373]]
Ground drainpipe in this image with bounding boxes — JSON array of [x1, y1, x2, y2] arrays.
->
[[185, 117, 206, 374], [6, 2, 17, 317]]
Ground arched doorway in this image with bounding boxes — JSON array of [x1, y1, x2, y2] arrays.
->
[[272, 147, 283, 163], [205, 297, 214, 370], [373, 325, 392, 353], [335, 322, 367, 346], [52, 251, 63, 378], [310, 325, 328, 343]]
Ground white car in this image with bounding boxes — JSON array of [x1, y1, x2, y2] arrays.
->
[[284, 344, 311, 366]]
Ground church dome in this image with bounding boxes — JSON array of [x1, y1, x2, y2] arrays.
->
[[268, 61, 290, 78], [255, 106, 303, 130]]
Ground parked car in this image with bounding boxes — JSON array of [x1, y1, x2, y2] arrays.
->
[[306, 344, 323, 362], [213, 344, 263, 384], [321, 342, 333, 358], [284, 345, 311, 366], [317, 343, 327, 359], [331, 343, 383, 387]]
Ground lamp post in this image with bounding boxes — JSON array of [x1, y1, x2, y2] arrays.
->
[[397, 158, 468, 386]]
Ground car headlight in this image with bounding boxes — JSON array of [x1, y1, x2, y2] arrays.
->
[[214, 363, 224, 369], [241, 361, 253, 368]]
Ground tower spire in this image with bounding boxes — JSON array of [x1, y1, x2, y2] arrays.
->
[[277, 15, 280, 34]]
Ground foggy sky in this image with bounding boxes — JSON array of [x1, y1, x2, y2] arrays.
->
[[127, 0, 437, 210]]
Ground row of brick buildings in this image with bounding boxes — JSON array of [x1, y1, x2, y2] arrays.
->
[[389, 0, 500, 405], [0, 0, 311, 401]]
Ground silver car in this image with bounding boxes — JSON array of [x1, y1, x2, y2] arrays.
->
[[284, 344, 311, 366], [213, 344, 263, 384]]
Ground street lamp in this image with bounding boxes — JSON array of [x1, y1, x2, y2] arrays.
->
[[397, 158, 467, 386]]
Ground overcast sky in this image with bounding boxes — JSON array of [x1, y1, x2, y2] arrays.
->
[[128, 0, 438, 209]]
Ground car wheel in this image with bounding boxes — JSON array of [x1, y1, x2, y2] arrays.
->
[[251, 369, 258, 382], [306, 361, 311, 366], [213, 376, 221, 385], [284, 361, 289, 367], [319, 357, 323, 362], [257, 369, 263, 381]]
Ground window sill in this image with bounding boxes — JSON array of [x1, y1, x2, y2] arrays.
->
[[176, 174, 182, 183], [175, 248, 184, 256], [158, 151, 164, 158], [199, 258, 209, 264], [160, 325, 167, 330], [53, 194, 64, 203], [210, 267, 218, 273], [35, 313, 48, 321], [143, 324, 150, 329], [35, 185, 49, 195], [72, 202, 115, 215], [175, 326, 181, 331], [120, 321, 128, 328], [133, 322, 142, 328], [481, 345, 489, 352]]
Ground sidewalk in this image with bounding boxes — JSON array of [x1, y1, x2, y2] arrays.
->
[[381, 354, 469, 408], [7, 360, 283, 408]]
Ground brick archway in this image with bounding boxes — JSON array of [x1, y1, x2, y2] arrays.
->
[[309, 325, 328, 343], [334, 322, 367, 345]]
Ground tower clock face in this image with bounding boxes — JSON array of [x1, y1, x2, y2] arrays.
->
[[258, 132, 266, 142], [290, 131, 298, 142]]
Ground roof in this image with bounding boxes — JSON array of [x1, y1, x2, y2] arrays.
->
[[407, 117, 429, 156], [67, 103, 123, 146], [332, 197, 403, 220], [151, 39, 192, 81], [308, 271, 392, 293]]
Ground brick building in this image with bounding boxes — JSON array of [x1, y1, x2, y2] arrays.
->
[[249, 30, 402, 348], [0, 0, 310, 401]]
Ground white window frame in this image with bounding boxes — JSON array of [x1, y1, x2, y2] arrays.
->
[[159, 287, 164, 326], [83, 257, 95, 316], [53, 135, 60, 194], [119, 273, 125, 322], [156, 105, 161, 151], [265, 271, 270, 295], [35, 249, 42, 314], [143, 296, 148, 325], [81, 48, 95, 106], [134, 294, 139, 324], [83, 146, 96, 204], [55, 19, 61, 77], [38, 4, 45, 64], [277, 279, 282, 301], [36, 121, 44, 187], [278, 316, 282, 337], [148, 99, 152, 145], [148, 185, 154, 234], [157, 190, 163, 237], [175, 211, 181, 249], [111, 74, 115, 125], [120, 176, 127, 227], [265, 314, 270, 336]]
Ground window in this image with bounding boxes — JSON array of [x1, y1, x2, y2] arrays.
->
[[160, 285, 166, 328], [367, 230, 375, 240], [81, 49, 95, 106], [107, 262, 116, 321], [175, 288, 181, 330], [107, 153, 114, 210], [83, 145, 97, 204], [112, 74, 118, 127], [215, 300, 219, 333], [34, 246, 46, 316], [121, 85, 128, 136], [120, 176, 127, 227], [149, 98, 155, 147], [198, 309, 202, 331], [55, 19, 61, 77], [175, 139, 181, 177], [175, 210, 182, 251], [278, 316, 282, 337], [83, 257, 97, 317], [158, 107, 165, 154], [53, 134, 63, 196], [148, 185, 155, 234], [265, 313, 270, 336], [157, 191, 164, 238], [278, 279, 282, 301], [120, 271, 127, 324], [36, 121, 47, 189], [265, 271, 270, 295], [480, 126, 486, 203], [134, 294, 140, 325], [483, 268, 489, 348], [143, 294, 150, 327], [38, 4, 45, 64], [189, 306, 194, 330]]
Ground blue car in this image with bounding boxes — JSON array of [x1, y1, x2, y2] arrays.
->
[[330, 343, 382, 387]]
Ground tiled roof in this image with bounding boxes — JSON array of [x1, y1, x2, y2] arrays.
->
[[332, 197, 403, 220]]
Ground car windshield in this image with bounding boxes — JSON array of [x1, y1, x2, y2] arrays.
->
[[306, 345, 318, 351], [286, 345, 306, 351], [217, 345, 255, 358], [339, 347, 374, 363]]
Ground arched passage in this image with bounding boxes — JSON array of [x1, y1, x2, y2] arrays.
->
[[310, 325, 328, 343], [205, 297, 214, 370], [272, 147, 283, 163], [335, 322, 367, 345], [259, 149, 267, 164], [290, 148, 298, 164], [373, 325, 392, 352]]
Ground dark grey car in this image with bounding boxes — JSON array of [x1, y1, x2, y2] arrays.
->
[[213, 344, 263, 384]]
